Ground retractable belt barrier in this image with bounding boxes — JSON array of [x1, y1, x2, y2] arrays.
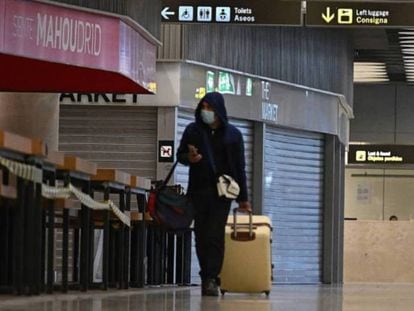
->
[[0, 156, 131, 227], [0, 156, 42, 183]]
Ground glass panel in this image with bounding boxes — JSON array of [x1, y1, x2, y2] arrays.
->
[[384, 170, 414, 221], [345, 168, 384, 220]]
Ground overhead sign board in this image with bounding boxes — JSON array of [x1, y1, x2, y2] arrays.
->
[[348, 144, 414, 165], [307, 2, 414, 27], [161, 0, 302, 26]]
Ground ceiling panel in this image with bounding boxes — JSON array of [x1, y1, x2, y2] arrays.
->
[[354, 29, 406, 83]]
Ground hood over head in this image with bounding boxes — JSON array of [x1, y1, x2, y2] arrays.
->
[[195, 92, 228, 126]]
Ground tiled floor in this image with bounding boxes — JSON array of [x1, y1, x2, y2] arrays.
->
[[1, 284, 414, 311]]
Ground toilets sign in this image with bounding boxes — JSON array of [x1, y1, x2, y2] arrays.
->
[[161, 0, 302, 26]]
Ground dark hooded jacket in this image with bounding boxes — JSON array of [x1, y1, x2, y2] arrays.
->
[[177, 92, 248, 202]]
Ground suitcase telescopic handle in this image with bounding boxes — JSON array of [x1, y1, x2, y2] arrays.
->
[[233, 208, 253, 239]]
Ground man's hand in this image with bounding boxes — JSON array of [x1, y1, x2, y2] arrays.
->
[[238, 201, 252, 213], [188, 144, 202, 163]]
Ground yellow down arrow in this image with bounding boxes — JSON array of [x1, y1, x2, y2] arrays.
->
[[322, 7, 335, 23]]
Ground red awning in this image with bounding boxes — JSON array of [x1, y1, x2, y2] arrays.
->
[[0, 0, 157, 94], [0, 53, 154, 93]]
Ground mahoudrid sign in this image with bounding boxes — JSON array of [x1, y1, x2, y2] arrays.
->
[[0, 0, 157, 93], [348, 144, 414, 165]]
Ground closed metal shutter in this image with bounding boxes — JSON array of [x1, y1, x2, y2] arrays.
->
[[59, 105, 157, 179], [175, 110, 196, 283], [175, 109, 193, 189], [229, 118, 254, 206], [176, 108, 254, 284], [58, 105, 158, 282], [264, 126, 324, 284]]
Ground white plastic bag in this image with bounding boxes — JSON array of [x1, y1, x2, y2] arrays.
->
[[217, 174, 240, 199]]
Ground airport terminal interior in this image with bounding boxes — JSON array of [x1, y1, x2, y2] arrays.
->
[[2, 0, 414, 310]]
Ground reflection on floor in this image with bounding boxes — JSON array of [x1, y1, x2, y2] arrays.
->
[[1, 284, 414, 311]]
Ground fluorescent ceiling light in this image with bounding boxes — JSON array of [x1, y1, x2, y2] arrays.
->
[[398, 30, 414, 81], [354, 69, 386, 73], [354, 78, 390, 83], [353, 62, 389, 83], [355, 72, 388, 75], [354, 62, 386, 66], [354, 66, 386, 69]]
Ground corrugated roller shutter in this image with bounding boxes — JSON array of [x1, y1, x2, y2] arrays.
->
[[59, 105, 157, 179], [228, 118, 254, 206], [175, 109, 199, 285], [176, 108, 254, 284], [264, 126, 324, 284], [175, 109, 193, 189], [58, 105, 158, 281]]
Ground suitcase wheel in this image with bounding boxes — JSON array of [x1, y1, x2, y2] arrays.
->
[[220, 289, 227, 296], [264, 291, 270, 297]]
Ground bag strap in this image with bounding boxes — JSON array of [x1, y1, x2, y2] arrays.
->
[[162, 161, 179, 187], [201, 130, 218, 176]]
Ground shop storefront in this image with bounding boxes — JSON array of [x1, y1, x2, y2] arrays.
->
[[122, 61, 351, 284], [0, 0, 159, 149], [0, 0, 160, 290], [59, 59, 352, 284]]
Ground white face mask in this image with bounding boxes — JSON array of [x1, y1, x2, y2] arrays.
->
[[201, 109, 215, 125]]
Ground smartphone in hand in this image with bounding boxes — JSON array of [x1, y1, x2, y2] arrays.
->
[[188, 144, 202, 163]]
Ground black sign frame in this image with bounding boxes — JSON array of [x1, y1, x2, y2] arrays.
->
[[348, 144, 414, 165], [159, 140, 175, 163], [307, 2, 414, 28], [161, 0, 302, 26]]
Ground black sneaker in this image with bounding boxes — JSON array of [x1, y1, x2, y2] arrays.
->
[[202, 278, 219, 296]]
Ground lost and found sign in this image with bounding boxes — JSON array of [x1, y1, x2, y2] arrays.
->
[[307, 2, 414, 27], [161, 0, 302, 26], [348, 144, 414, 165]]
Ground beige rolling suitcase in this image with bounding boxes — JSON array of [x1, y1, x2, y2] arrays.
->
[[220, 208, 272, 296]]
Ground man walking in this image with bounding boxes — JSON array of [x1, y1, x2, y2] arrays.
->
[[177, 92, 251, 296]]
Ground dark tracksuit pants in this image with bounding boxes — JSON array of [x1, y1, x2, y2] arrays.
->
[[192, 188, 232, 283]]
